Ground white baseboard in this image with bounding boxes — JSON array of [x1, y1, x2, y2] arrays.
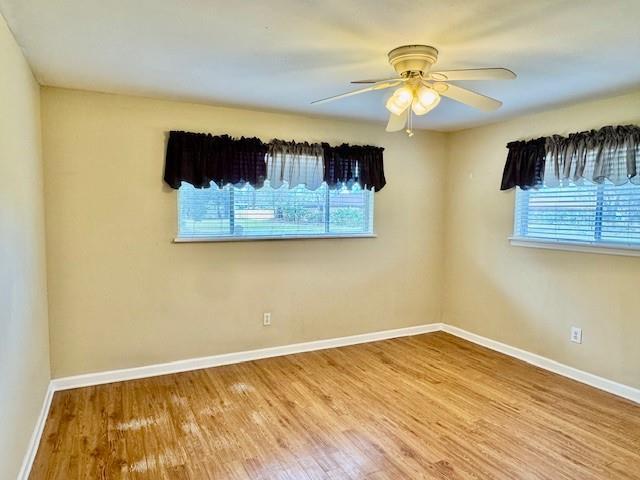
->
[[50, 322, 640, 403], [441, 324, 640, 404], [21, 321, 639, 479], [51, 323, 442, 391], [17, 383, 54, 480]]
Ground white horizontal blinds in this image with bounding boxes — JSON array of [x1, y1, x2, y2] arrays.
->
[[178, 182, 231, 238], [234, 183, 327, 237], [514, 182, 640, 246], [600, 183, 640, 243], [178, 181, 373, 239], [328, 184, 373, 235], [515, 186, 597, 242]]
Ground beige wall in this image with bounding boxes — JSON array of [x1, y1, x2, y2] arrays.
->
[[41, 87, 447, 378], [41, 84, 640, 391], [0, 14, 50, 479], [443, 91, 640, 389]]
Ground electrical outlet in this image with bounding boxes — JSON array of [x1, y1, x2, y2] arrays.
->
[[263, 312, 272, 326], [570, 326, 582, 344]]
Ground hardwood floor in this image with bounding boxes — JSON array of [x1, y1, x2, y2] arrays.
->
[[30, 332, 640, 479]]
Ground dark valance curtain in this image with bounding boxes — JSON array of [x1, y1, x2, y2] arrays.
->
[[164, 131, 386, 192], [500, 138, 546, 190], [501, 125, 640, 190], [164, 131, 268, 189], [322, 143, 386, 191]]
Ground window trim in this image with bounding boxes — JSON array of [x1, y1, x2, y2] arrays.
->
[[174, 233, 377, 243], [509, 236, 640, 257]]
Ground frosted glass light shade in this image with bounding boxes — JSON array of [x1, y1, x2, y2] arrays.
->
[[385, 86, 413, 115], [411, 86, 441, 115]]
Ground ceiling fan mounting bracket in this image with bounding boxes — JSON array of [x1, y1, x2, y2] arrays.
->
[[388, 45, 439, 77]]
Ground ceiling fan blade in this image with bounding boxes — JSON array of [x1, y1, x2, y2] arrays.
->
[[434, 82, 502, 112], [351, 77, 404, 84], [311, 79, 403, 105], [429, 68, 516, 81], [386, 109, 408, 132]]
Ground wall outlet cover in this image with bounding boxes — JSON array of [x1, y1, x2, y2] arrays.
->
[[570, 326, 582, 344]]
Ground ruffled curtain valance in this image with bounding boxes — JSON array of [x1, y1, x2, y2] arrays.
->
[[267, 140, 324, 190], [544, 125, 640, 187], [164, 132, 268, 189], [322, 143, 386, 191], [500, 138, 546, 191], [500, 124, 640, 190], [164, 131, 386, 192]]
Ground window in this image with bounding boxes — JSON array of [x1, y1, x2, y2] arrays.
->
[[513, 182, 640, 250], [176, 181, 374, 241]]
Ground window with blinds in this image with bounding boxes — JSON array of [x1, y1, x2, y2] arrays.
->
[[177, 181, 374, 241], [513, 182, 640, 248]]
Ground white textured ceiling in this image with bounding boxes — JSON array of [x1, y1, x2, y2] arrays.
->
[[1, 0, 639, 130]]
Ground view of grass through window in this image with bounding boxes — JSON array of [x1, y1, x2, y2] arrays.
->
[[178, 181, 374, 239]]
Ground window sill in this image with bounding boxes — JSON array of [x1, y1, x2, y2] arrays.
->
[[174, 233, 377, 243], [509, 236, 640, 257]]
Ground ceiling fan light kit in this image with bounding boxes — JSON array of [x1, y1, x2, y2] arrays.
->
[[412, 86, 441, 115], [312, 44, 516, 136], [385, 86, 413, 115]]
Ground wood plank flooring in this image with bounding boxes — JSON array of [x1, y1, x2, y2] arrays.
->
[[30, 332, 640, 479]]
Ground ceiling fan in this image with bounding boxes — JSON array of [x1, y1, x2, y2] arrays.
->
[[311, 45, 516, 135]]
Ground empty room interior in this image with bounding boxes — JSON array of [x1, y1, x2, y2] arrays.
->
[[2, 1, 640, 478]]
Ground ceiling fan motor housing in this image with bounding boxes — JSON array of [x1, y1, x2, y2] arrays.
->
[[388, 45, 439, 77]]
